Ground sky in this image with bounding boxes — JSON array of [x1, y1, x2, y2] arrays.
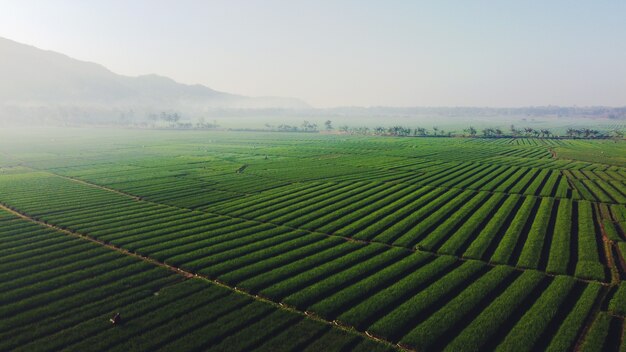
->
[[1, 0, 625, 108]]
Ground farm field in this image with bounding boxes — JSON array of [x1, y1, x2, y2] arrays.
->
[[0, 127, 625, 351]]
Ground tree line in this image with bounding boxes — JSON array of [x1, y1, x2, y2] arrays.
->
[[266, 120, 624, 140]]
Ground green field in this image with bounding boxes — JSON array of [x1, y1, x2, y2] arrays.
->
[[0, 128, 625, 351]]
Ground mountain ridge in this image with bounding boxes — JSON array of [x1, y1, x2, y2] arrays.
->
[[0, 36, 309, 110]]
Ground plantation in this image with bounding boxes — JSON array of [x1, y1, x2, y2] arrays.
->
[[0, 128, 625, 351]]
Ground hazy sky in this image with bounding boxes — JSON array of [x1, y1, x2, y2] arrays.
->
[[1, 0, 625, 107]]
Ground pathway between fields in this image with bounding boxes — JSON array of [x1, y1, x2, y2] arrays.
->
[[0, 203, 193, 278], [0, 202, 404, 352]]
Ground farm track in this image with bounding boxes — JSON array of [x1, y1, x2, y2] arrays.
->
[[0, 203, 194, 279], [549, 148, 557, 159], [62, 175, 144, 201], [573, 286, 613, 352], [572, 204, 624, 351], [0, 202, 406, 352]]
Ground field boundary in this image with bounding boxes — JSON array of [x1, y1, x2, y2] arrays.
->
[[0, 202, 405, 352]]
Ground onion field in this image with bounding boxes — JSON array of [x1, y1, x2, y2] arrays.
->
[[0, 128, 625, 351]]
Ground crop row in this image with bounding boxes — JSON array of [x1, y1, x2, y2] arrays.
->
[[568, 178, 626, 204], [563, 169, 626, 183], [0, 171, 610, 281], [206, 173, 608, 279], [578, 312, 625, 352], [0, 210, 394, 352], [0, 195, 610, 352]]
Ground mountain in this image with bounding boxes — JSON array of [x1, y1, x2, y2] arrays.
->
[[0, 37, 309, 124]]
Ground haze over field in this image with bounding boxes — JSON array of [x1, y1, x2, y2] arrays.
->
[[2, 1, 626, 106], [1, 1, 625, 129]]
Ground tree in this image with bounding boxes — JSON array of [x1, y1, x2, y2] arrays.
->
[[524, 127, 534, 136], [324, 120, 333, 130], [482, 128, 495, 137], [278, 124, 298, 132], [160, 112, 180, 123], [301, 120, 318, 132], [464, 126, 477, 136], [356, 126, 370, 134]]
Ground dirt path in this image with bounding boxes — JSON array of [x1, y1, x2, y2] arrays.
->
[[1, 197, 614, 351], [0, 202, 193, 278], [548, 147, 558, 159], [573, 205, 623, 351], [0, 202, 404, 352], [60, 175, 143, 201]]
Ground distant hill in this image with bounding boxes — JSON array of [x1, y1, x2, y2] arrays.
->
[[0, 37, 309, 124], [1, 36, 623, 127]]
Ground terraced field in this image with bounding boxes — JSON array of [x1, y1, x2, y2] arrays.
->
[[0, 128, 625, 351]]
